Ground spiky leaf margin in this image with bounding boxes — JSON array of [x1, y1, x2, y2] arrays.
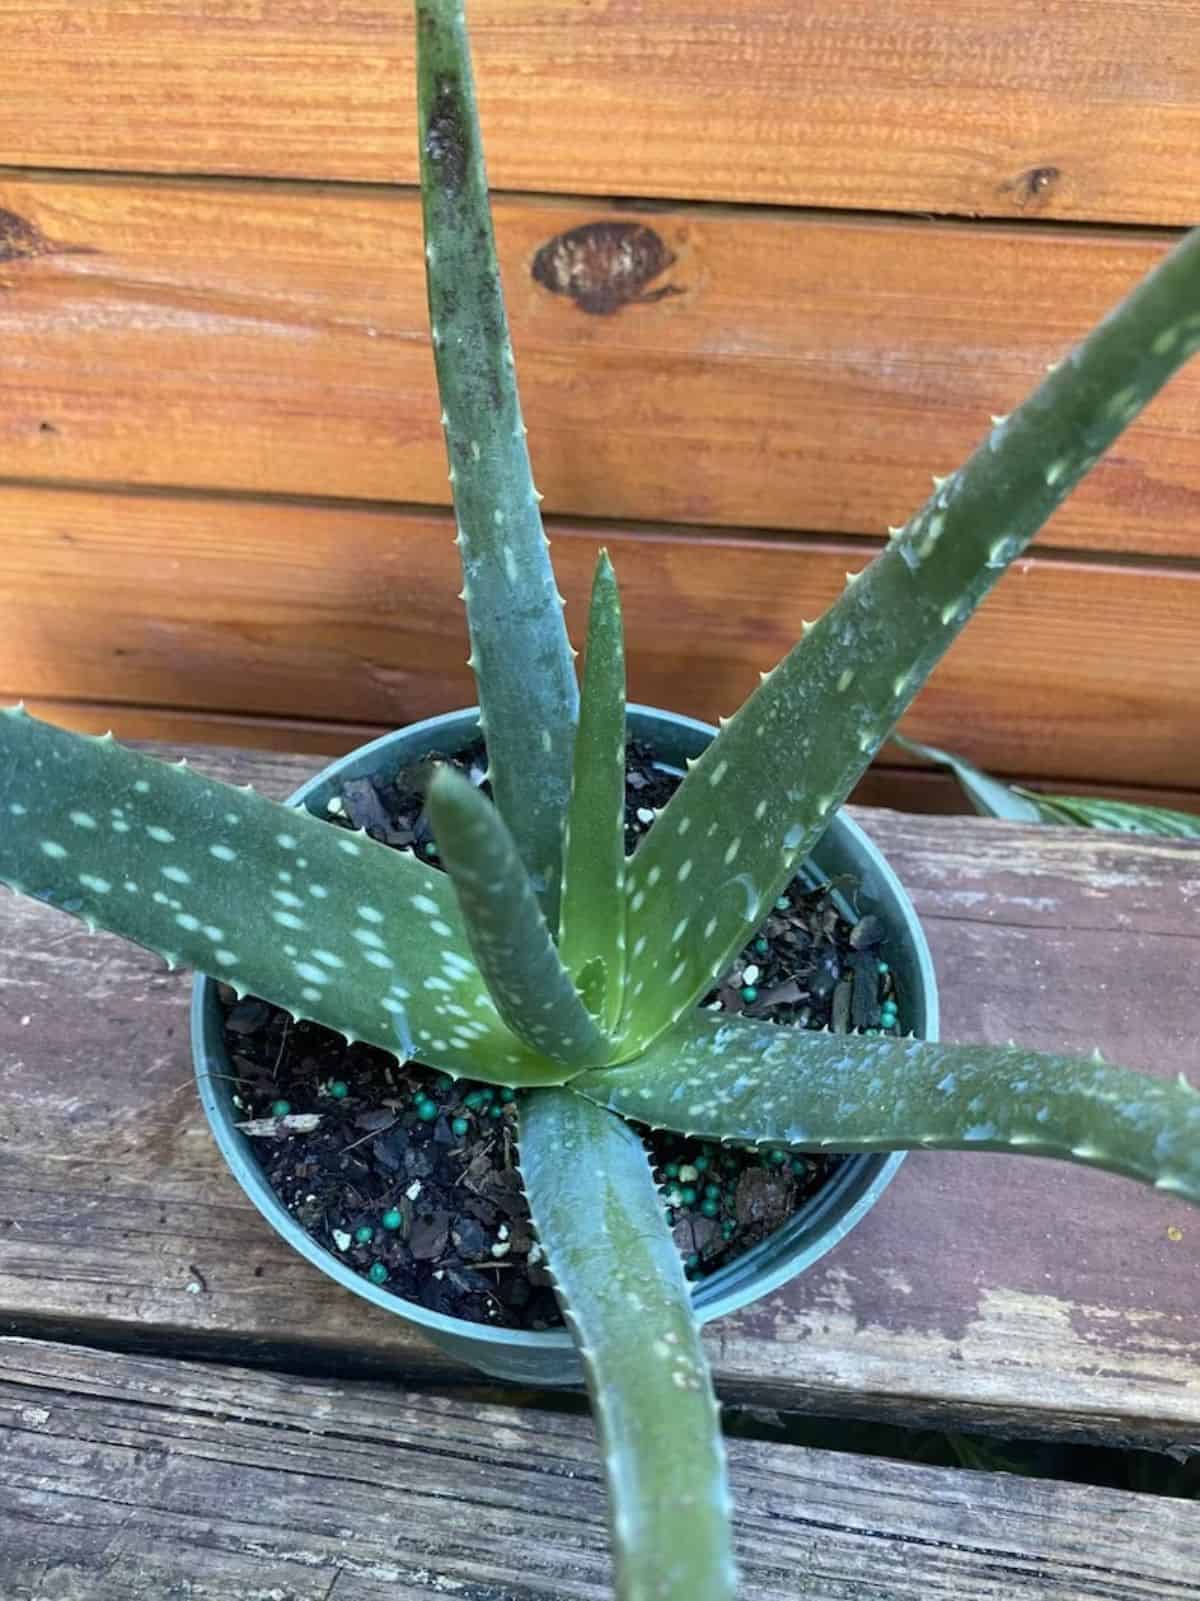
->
[[416, 0, 578, 922], [0, 710, 566, 1086], [614, 228, 1200, 1057], [578, 1011, 1200, 1205], [519, 1089, 736, 1601]]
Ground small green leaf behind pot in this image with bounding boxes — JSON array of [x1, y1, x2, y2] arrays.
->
[[891, 733, 1043, 822], [1024, 792, 1200, 837], [895, 732, 1200, 837]]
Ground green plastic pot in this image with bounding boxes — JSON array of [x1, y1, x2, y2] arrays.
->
[[193, 704, 939, 1385]]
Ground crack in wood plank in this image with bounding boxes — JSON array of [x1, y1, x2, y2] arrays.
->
[[1, 1339, 1197, 1601]]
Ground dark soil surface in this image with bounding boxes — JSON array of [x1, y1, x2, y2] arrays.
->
[[221, 740, 901, 1331]]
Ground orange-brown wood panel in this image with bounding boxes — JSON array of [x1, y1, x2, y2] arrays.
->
[[10, 691, 1198, 817], [4, 697, 386, 757], [2, 484, 1197, 792], [2, 176, 1198, 555], [13, 692, 1199, 818], [1, 3, 1198, 225]]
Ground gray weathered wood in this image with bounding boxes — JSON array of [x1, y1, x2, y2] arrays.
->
[[0, 744, 1197, 1446], [1, 1337, 1196, 1601]]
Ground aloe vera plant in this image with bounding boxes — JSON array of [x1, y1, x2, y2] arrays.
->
[[2, 4, 1200, 1596]]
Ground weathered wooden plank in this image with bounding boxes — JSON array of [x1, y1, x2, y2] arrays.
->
[[0, 1338, 1196, 1601], [10, 694, 1200, 819], [1, 2, 1198, 225], [3, 486, 1199, 792], [0, 746, 1197, 1446], [2, 177, 1199, 553]]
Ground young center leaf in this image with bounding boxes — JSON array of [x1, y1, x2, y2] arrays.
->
[[558, 551, 629, 1030], [427, 764, 611, 1068]]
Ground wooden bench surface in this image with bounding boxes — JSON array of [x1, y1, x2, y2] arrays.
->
[[1, 744, 1196, 1452], [2, 1337, 1197, 1601]]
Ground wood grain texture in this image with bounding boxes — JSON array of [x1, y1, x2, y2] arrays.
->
[[2, 177, 1199, 553], [9, 696, 1200, 818], [3, 486, 1199, 792], [1, 2, 1199, 225], [0, 746, 1197, 1446], [1, 1340, 1197, 1601], [2, 694, 388, 756]]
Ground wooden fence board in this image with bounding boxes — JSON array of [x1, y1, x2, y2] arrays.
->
[[1, 2, 1199, 224], [0, 747, 1197, 1447], [6, 696, 1199, 818], [2, 487, 1198, 792], [2, 177, 1199, 553], [1, 1338, 1197, 1601]]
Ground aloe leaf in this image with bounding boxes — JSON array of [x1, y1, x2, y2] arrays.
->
[[574, 954, 609, 1018], [427, 765, 610, 1067], [519, 1088, 736, 1601], [1017, 791, 1200, 838], [558, 551, 628, 1030], [577, 1011, 1200, 1205], [615, 227, 1200, 1058], [416, 0, 578, 923], [891, 733, 1043, 822], [895, 734, 1200, 837], [0, 709, 567, 1086]]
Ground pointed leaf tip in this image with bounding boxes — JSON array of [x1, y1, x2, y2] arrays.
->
[[429, 765, 609, 1065]]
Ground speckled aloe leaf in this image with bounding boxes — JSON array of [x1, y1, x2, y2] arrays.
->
[[896, 733, 1200, 836], [1017, 792, 1200, 838], [615, 226, 1200, 1058], [417, 0, 578, 925], [426, 765, 610, 1068], [519, 1088, 736, 1601], [0, 709, 567, 1086], [577, 1012, 1200, 1205], [558, 551, 628, 1031]]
